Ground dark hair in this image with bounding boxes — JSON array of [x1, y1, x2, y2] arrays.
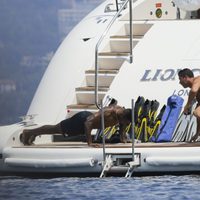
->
[[124, 109, 132, 121], [178, 68, 194, 78]]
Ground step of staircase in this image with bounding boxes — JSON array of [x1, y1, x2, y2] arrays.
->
[[75, 86, 109, 92], [76, 86, 109, 104], [67, 104, 98, 110], [98, 57, 126, 70], [85, 69, 118, 87], [109, 38, 139, 52], [124, 23, 153, 36], [98, 52, 129, 56], [67, 104, 98, 117], [110, 35, 144, 39], [85, 69, 119, 74]]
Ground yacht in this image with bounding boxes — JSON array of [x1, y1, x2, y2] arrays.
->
[[1, 0, 200, 177]]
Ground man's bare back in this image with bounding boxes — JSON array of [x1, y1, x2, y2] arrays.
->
[[190, 76, 200, 102], [178, 69, 200, 142], [195, 76, 200, 105], [85, 106, 132, 145]]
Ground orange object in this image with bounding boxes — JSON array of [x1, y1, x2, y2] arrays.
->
[[156, 3, 162, 8]]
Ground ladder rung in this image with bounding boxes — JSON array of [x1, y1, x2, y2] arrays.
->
[[100, 153, 140, 178]]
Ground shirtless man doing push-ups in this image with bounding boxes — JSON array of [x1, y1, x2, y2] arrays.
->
[[20, 101, 132, 146]]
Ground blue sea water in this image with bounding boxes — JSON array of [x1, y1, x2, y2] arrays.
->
[[0, 175, 200, 200]]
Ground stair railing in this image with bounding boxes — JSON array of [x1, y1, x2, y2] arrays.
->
[[95, 0, 133, 109], [116, 0, 119, 11]]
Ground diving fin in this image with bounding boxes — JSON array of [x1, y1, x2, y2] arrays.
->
[[184, 102, 197, 141], [185, 114, 197, 141], [172, 101, 197, 142], [150, 104, 166, 142], [134, 97, 160, 142], [148, 100, 160, 138], [136, 99, 151, 142], [134, 96, 145, 125], [172, 113, 191, 142], [134, 96, 145, 138]]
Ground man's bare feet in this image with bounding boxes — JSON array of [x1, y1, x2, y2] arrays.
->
[[20, 130, 35, 145]]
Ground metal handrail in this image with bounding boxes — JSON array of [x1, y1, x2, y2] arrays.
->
[[95, 0, 133, 109], [131, 99, 135, 161], [101, 100, 106, 162], [115, 0, 119, 11]]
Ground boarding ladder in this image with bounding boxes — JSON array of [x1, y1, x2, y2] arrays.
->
[[100, 152, 140, 178], [99, 99, 140, 178]]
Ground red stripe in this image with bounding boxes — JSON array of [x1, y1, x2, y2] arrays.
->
[[156, 3, 162, 8]]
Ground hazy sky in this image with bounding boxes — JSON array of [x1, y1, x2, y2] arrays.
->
[[0, 0, 103, 124]]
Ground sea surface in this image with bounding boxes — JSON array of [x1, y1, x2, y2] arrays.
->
[[0, 175, 200, 200]]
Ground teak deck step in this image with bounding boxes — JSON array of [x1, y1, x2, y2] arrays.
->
[[75, 86, 109, 92], [98, 52, 129, 56], [110, 35, 143, 39], [67, 104, 98, 110], [85, 69, 119, 74]]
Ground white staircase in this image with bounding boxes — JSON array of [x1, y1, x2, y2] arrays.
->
[[67, 22, 152, 116]]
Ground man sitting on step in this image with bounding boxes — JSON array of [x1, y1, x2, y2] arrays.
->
[[20, 99, 132, 146]]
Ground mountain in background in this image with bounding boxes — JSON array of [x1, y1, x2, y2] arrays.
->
[[0, 0, 103, 125]]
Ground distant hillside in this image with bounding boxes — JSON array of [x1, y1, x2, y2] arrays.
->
[[0, 0, 103, 125]]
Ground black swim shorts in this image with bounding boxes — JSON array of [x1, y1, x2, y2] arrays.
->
[[60, 111, 92, 135]]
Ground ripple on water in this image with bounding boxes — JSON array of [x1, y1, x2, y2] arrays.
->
[[0, 175, 200, 200]]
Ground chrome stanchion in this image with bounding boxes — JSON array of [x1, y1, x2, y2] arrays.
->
[[101, 100, 106, 162], [131, 99, 135, 161], [129, 0, 133, 63]]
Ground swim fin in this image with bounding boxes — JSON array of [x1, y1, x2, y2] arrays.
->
[[105, 125, 118, 139], [172, 112, 191, 142], [184, 102, 197, 141], [134, 98, 160, 142], [136, 99, 151, 142], [134, 96, 145, 138], [172, 101, 197, 142], [185, 114, 197, 141], [149, 104, 166, 141], [148, 100, 160, 139]]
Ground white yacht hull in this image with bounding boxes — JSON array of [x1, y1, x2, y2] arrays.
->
[[1, 0, 200, 176], [1, 142, 200, 176]]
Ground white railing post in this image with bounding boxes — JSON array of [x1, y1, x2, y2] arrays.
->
[[95, 0, 133, 109], [131, 99, 135, 161], [101, 100, 106, 162], [129, 0, 133, 63]]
